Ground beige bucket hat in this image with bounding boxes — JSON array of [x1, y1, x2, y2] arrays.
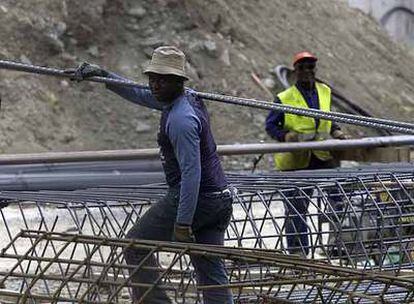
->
[[144, 46, 188, 80]]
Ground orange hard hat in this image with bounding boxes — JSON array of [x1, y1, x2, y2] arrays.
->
[[292, 51, 318, 66]]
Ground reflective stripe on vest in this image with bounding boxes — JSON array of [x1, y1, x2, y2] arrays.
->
[[274, 82, 333, 171]]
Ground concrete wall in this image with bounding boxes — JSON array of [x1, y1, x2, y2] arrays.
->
[[349, 0, 414, 46]]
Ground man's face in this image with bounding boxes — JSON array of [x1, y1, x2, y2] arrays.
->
[[295, 59, 317, 85], [148, 73, 184, 103]]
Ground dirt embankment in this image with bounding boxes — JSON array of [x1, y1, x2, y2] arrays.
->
[[0, 0, 413, 155]]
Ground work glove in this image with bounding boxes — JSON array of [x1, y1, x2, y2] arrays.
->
[[331, 130, 351, 140], [0, 200, 9, 209], [284, 131, 299, 142], [64, 62, 109, 82], [173, 223, 195, 243]]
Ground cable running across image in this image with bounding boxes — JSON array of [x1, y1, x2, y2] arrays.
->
[[0, 59, 413, 134]]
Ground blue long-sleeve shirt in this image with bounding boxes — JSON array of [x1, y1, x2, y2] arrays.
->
[[106, 73, 227, 225], [265, 83, 340, 141], [159, 95, 202, 225]]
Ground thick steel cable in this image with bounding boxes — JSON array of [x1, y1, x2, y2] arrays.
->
[[195, 91, 414, 134], [1, 59, 414, 134]]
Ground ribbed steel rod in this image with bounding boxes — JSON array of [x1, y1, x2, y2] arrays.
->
[[0, 59, 413, 134], [196, 91, 414, 134], [17, 230, 413, 286], [0, 171, 413, 303]]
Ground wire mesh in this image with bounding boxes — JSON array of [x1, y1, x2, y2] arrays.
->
[[1, 230, 413, 303], [0, 170, 413, 303]]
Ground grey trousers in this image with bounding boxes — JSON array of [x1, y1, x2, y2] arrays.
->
[[124, 188, 234, 304]]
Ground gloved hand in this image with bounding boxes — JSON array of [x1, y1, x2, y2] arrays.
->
[[0, 200, 9, 209], [331, 130, 351, 140], [284, 131, 299, 142], [174, 223, 195, 243], [64, 62, 109, 82]]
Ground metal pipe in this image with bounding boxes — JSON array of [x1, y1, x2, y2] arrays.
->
[[218, 135, 414, 155], [0, 135, 411, 165], [0, 148, 160, 164]]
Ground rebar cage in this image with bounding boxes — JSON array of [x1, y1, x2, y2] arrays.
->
[[0, 169, 413, 303]]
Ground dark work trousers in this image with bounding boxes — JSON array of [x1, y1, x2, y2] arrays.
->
[[285, 188, 313, 255], [284, 154, 339, 256], [124, 187, 234, 304]]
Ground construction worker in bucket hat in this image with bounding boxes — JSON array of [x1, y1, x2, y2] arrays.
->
[[69, 46, 234, 304], [265, 51, 350, 257]]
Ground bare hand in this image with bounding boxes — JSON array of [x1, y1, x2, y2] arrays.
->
[[284, 131, 299, 142], [331, 130, 351, 140]]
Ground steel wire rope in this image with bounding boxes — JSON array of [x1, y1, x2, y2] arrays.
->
[[196, 91, 414, 134], [1, 59, 414, 134]]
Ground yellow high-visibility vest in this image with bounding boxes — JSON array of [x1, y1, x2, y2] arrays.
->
[[274, 82, 333, 171]]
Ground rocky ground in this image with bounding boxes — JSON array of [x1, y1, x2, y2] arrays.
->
[[0, 0, 413, 168]]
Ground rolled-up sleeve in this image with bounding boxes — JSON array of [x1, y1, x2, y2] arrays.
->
[[167, 111, 202, 225], [105, 72, 164, 110]]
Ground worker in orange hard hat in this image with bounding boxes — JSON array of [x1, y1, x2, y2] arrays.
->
[[292, 51, 317, 65], [266, 50, 350, 170], [265, 51, 350, 257]]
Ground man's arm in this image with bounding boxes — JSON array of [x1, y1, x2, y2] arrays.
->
[[167, 110, 202, 226], [69, 62, 164, 110], [265, 98, 288, 142], [105, 72, 164, 111]]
